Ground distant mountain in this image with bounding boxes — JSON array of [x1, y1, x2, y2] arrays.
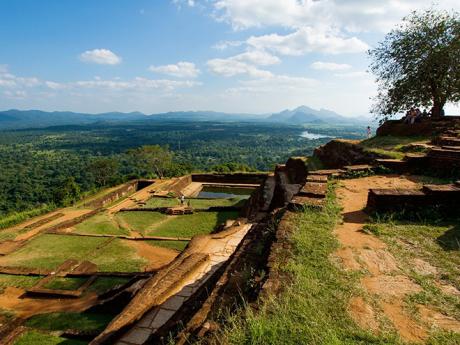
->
[[0, 106, 365, 130], [145, 111, 266, 122], [0, 109, 146, 130], [267, 106, 363, 125]]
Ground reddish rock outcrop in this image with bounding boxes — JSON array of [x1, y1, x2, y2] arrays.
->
[[313, 139, 382, 169]]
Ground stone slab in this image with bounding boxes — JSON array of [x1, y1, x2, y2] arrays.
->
[[423, 184, 460, 194], [299, 182, 327, 197], [306, 175, 328, 183], [121, 327, 151, 345], [310, 169, 345, 176]]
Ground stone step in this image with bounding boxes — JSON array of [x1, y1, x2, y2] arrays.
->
[[422, 184, 460, 194], [444, 130, 460, 138], [344, 164, 373, 172], [298, 182, 327, 198], [306, 175, 328, 183], [309, 169, 345, 177], [438, 136, 460, 147], [428, 148, 460, 159], [375, 159, 408, 172], [441, 146, 460, 151], [367, 188, 427, 211], [289, 196, 325, 211]]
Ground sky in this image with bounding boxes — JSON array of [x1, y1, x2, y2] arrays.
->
[[0, 0, 459, 117]]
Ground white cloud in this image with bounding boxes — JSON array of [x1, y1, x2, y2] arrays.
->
[[213, 40, 244, 50], [207, 50, 279, 78], [228, 74, 317, 94], [311, 61, 352, 71], [247, 27, 369, 55], [45, 81, 66, 90], [149, 62, 200, 78], [0, 66, 41, 88], [212, 0, 460, 32], [3, 90, 27, 99], [79, 49, 122, 65], [207, 58, 273, 78]]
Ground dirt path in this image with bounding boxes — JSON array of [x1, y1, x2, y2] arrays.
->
[[334, 175, 460, 343], [127, 241, 179, 271], [0, 286, 98, 318]]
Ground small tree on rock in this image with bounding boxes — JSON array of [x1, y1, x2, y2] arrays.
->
[[369, 9, 460, 119]]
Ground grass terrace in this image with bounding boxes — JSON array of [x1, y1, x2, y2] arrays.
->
[[359, 135, 431, 159], [115, 210, 239, 238], [143, 196, 247, 209], [147, 210, 239, 238], [42, 277, 87, 290], [0, 235, 147, 272], [74, 212, 129, 236]]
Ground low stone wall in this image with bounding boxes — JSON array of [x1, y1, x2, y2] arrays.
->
[[191, 173, 267, 185], [169, 175, 193, 194], [376, 116, 460, 137], [367, 183, 460, 214], [84, 181, 140, 208]]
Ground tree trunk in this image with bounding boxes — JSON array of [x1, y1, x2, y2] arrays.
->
[[431, 99, 445, 117]]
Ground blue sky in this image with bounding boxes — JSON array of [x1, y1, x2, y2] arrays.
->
[[0, 0, 459, 117]]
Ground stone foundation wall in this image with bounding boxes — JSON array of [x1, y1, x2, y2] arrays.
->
[[376, 116, 460, 137], [191, 173, 267, 184], [84, 181, 141, 208]]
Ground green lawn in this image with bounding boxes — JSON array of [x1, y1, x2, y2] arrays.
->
[[42, 277, 87, 290], [115, 211, 167, 233], [74, 212, 129, 236], [87, 276, 131, 294], [144, 197, 180, 208], [146, 240, 189, 251], [90, 239, 146, 272], [359, 135, 430, 150], [13, 331, 86, 345], [188, 197, 246, 209], [148, 211, 239, 238], [0, 274, 41, 292], [0, 235, 106, 270], [25, 312, 113, 333]]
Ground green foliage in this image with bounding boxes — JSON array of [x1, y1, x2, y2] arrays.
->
[[25, 312, 113, 332], [211, 162, 256, 173], [0, 123, 362, 220], [126, 145, 173, 179], [13, 331, 86, 345], [369, 9, 460, 118], [0, 204, 55, 230]]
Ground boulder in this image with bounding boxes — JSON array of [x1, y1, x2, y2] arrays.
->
[[313, 139, 382, 169]]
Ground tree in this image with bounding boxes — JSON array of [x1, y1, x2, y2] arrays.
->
[[54, 177, 81, 206], [127, 145, 173, 179], [89, 157, 119, 187], [369, 9, 460, 119]]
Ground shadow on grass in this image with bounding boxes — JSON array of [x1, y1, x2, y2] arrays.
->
[[437, 224, 460, 251]]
